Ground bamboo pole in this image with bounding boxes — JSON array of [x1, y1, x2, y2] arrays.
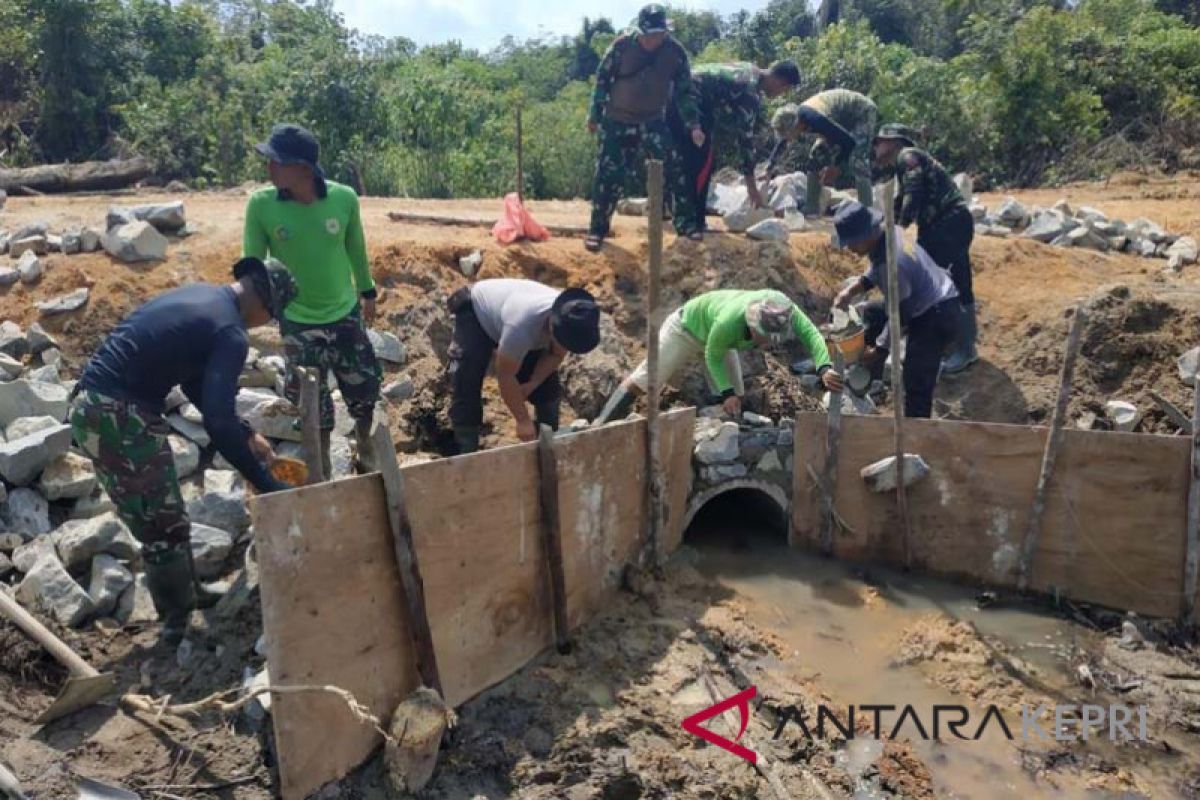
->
[[819, 349, 845, 556], [879, 181, 913, 569], [1018, 306, 1087, 592], [299, 368, 325, 484], [645, 159, 665, 567], [1184, 376, 1200, 624]]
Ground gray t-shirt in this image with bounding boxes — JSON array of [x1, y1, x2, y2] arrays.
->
[[470, 278, 559, 361], [862, 226, 958, 349]]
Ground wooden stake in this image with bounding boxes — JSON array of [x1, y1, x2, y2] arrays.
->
[[299, 368, 326, 484], [819, 350, 845, 556], [645, 159, 665, 567], [1018, 306, 1087, 592], [516, 107, 525, 203], [370, 411, 443, 695], [880, 181, 913, 569], [1184, 376, 1200, 625], [537, 425, 571, 653]]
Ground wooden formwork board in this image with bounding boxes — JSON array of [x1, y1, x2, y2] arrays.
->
[[250, 408, 695, 800], [793, 413, 1193, 619]]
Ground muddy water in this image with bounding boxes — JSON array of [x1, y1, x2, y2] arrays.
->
[[685, 493, 1177, 799]]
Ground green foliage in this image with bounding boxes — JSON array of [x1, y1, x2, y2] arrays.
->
[[2, 0, 1198, 192]]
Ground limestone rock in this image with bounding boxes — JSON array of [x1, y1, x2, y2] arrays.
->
[[694, 421, 740, 465], [103, 220, 168, 262], [12, 536, 56, 572], [1167, 236, 1198, 271], [115, 573, 157, 624], [88, 554, 134, 617], [368, 329, 405, 364], [167, 414, 210, 447], [756, 450, 784, 473], [969, 202, 987, 222], [1076, 205, 1108, 223], [244, 397, 302, 442], [235, 387, 279, 416], [745, 218, 789, 242], [459, 250, 483, 277], [60, 231, 82, 255], [1066, 226, 1110, 251], [724, 204, 775, 234], [5, 415, 59, 441], [169, 435, 201, 478], [9, 235, 48, 258], [37, 288, 89, 315], [0, 380, 69, 428], [0, 267, 17, 287], [54, 513, 140, 571], [27, 364, 58, 384], [16, 250, 42, 284], [861, 454, 931, 493], [0, 321, 28, 359], [79, 228, 102, 253], [4, 488, 51, 536], [384, 377, 415, 403], [0, 552, 11, 578], [0, 353, 23, 381], [1024, 212, 1077, 243], [996, 197, 1029, 228], [191, 524, 234, 579], [1105, 400, 1142, 433], [71, 490, 116, 520], [742, 411, 773, 427], [0, 423, 70, 487], [17, 554, 95, 627], [186, 470, 249, 534], [40, 348, 62, 368], [0, 533, 23, 553], [953, 173, 973, 205], [1179, 348, 1200, 385], [37, 451, 97, 500], [701, 463, 749, 483], [616, 197, 649, 216], [107, 201, 186, 233]]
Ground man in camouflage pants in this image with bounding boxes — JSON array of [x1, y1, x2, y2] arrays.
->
[[768, 88, 878, 215], [72, 258, 295, 644], [585, 4, 706, 251], [667, 60, 801, 233], [873, 123, 977, 372]]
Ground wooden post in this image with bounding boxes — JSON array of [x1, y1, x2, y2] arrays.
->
[[645, 159, 665, 567], [1184, 377, 1200, 625], [516, 107, 524, 203], [819, 349, 845, 556], [537, 426, 571, 653], [880, 181, 913, 569], [299, 368, 326, 484], [370, 412, 443, 695], [1018, 306, 1087, 592]]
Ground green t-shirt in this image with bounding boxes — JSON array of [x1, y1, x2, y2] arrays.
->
[[242, 181, 374, 325], [681, 289, 831, 393]]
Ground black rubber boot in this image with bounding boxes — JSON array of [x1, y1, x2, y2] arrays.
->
[[594, 387, 636, 425], [534, 402, 560, 433], [454, 426, 480, 455], [143, 544, 195, 646], [354, 418, 378, 474]]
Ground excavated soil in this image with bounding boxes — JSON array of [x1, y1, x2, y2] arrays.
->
[[2, 174, 1200, 798]]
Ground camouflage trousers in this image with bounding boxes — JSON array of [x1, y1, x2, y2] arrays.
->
[[70, 391, 188, 551], [590, 117, 699, 237], [806, 113, 878, 215], [281, 305, 382, 431]]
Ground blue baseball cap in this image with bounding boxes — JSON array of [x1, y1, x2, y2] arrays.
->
[[832, 201, 884, 248]]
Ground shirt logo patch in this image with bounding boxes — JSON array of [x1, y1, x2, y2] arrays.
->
[[325, 218, 341, 235], [274, 225, 290, 242]]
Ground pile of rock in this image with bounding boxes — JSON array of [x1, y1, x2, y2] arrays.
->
[[972, 197, 1198, 270], [692, 411, 794, 493], [0, 200, 190, 269]]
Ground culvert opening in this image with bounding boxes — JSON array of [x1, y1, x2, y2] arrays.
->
[[684, 487, 789, 550]]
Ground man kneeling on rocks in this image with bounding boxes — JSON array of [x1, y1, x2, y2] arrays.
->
[[448, 278, 601, 453], [70, 257, 295, 644], [595, 289, 843, 424]]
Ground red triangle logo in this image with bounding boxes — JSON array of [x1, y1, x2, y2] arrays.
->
[[681, 685, 758, 765]]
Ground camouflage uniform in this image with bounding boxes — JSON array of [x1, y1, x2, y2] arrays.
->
[[280, 304, 382, 431], [70, 391, 188, 551], [772, 90, 878, 214], [668, 62, 766, 231], [589, 31, 701, 237]]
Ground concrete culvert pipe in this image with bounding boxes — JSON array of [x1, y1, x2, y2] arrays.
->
[[683, 480, 791, 548]]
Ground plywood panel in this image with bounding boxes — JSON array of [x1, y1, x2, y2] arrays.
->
[[794, 414, 1191, 618], [660, 408, 698, 555], [251, 475, 416, 800]]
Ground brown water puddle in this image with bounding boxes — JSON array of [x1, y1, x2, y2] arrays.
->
[[686, 502, 1188, 799]]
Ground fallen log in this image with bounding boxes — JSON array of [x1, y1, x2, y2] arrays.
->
[[0, 156, 155, 194], [386, 210, 589, 238]]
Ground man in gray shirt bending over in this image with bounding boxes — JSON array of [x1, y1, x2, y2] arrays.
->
[[447, 278, 602, 453]]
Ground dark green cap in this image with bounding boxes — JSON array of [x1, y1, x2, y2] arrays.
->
[[874, 123, 920, 147], [638, 4, 669, 33]]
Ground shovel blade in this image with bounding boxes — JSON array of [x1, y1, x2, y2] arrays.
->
[[37, 672, 117, 725], [76, 776, 140, 800]]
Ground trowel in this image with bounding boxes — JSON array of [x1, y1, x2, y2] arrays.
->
[[0, 589, 116, 725], [76, 777, 140, 800], [0, 761, 29, 800]]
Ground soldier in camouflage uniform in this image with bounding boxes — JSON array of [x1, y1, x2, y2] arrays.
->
[[72, 258, 295, 644], [873, 123, 977, 373], [668, 60, 801, 232], [585, 4, 705, 251], [769, 89, 878, 215]]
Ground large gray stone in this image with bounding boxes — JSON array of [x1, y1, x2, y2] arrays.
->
[[186, 470, 249, 534], [5, 415, 59, 441], [26, 364, 58, 384], [1066, 226, 1110, 251], [1178, 348, 1200, 385], [191, 524, 234, 579], [115, 573, 157, 624], [38, 451, 97, 500], [459, 250, 483, 278], [60, 231, 82, 255], [0, 552, 11, 579], [169, 434, 200, 478], [0, 321, 28, 359], [37, 288, 89, 316], [0, 353, 23, 381], [1167, 236, 1198, 271], [1023, 212, 1078, 243], [694, 421, 740, 465], [723, 204, 775, 234], [16, 250, 42, 284], [103, 220, 168, 262], [235, 387, 280, 416], [3, 488, 51, 535], [167, 414, 210, 447], [244, 397, 302, 442], [0, 267, 17, 287], [9, 235, 48, 258], [953, 173, 973, 205], [79, 228, 102, 253], [0, 380, 69, 429], [107, 201, 187, 233], [16, 554, 96, 628], [54, 513, 140, 570], [11, 222, 48, 241], [88, 553, 134, 617], [996, 197, 1029, 228], [180, 402, 204, 424], [746, 218, 790, 242], [70, 490, 115, 520], [0, 532, 23, 553], [1076, 205, 1109, 223], [12, 535, 56, 572], [368, 329, 405, 364], [861, 454, 931, 493], [40, 348, 62, 368], [0, 424, 70, 489], [383, 376, 415, 403]]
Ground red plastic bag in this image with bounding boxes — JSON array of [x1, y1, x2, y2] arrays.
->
[[492, 192, 551, 244]]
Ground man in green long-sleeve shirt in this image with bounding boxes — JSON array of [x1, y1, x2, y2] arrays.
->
[[243, 123, 383, 476], [595, 289, 843, 423]]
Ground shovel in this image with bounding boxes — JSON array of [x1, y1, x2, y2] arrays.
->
[[76, 777, 139, 800], [0, 589, 116, 724]]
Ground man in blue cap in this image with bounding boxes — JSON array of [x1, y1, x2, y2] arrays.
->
[[447, 279, 602, 453], [831, 201, 960, 419], [244, 123, 383, 476]]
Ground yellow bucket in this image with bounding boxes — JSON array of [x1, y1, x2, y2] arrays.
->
[[270, 457, 309, 488], [829, 327, 866, 364]]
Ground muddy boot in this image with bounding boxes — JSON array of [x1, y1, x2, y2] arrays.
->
[[594, 386, 637, 425], [143, 544, 195, 646], [941, 303, 979, 375], [454, 426, 480, 455], [319, 428, 333, 479], [354, 418, 378, 474]]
